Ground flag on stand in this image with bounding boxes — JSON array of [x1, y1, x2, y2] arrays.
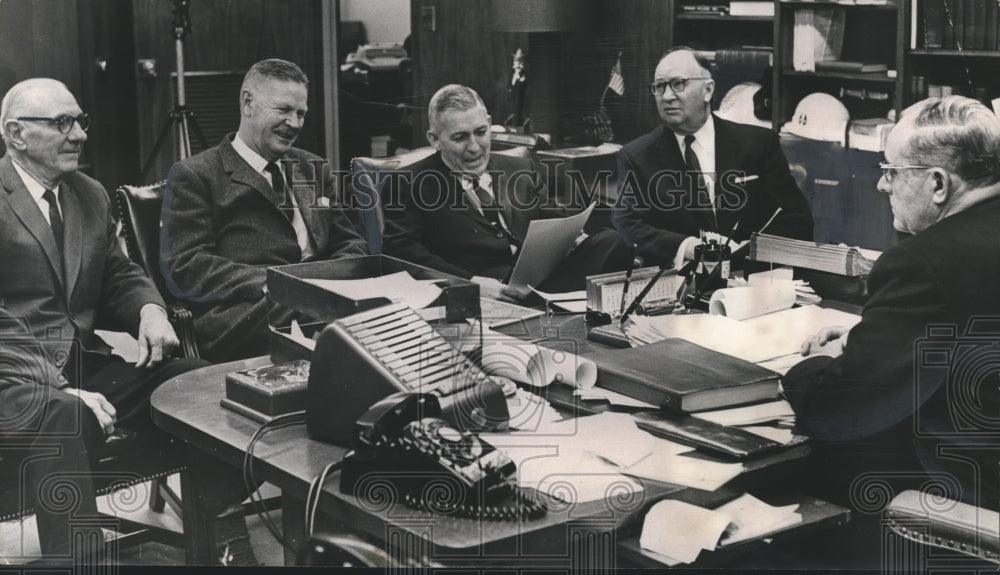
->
[[607, 54, 625, 96]]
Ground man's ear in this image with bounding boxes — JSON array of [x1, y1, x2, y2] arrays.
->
[[703, 79, 715, 103], [240, 89, 254, 116], [2, 121, 26, 151], [426, 129, 440, 150], [928, 168, 952, 205]]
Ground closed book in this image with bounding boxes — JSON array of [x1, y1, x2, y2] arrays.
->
[[585, 338, 780, 413], [972, 0, 986, 48], [985, 0, 997, 49], [814, 60, 888, 73], [633, 410, 784, 458], [924, 0, 944, 47]]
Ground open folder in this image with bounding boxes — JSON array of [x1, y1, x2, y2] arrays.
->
[[507, 203, 596, 292]]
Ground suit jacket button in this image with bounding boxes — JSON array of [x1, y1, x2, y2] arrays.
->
[[496, 233, 504, 239]]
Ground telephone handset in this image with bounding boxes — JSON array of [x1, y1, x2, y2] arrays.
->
[[340, 392, 547, 520]]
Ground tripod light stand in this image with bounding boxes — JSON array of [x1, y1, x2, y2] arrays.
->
[[140, 0, 207, 182]]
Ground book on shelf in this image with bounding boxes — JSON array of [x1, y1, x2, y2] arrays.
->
[[729, 0, 775, 16], [814, 60, 888, 73], [714, 48, 774, 67], [748, 233, 880, 277], [585, 338, 781, 414], [679, 0, 730, 13], [792, 7, 846, 72]]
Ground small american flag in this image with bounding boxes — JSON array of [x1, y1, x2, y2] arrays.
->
[[607, 54, 625, 96]]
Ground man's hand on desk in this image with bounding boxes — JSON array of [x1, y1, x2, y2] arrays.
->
[[472, 276, 525, 303], [800, 325, 850, 358]]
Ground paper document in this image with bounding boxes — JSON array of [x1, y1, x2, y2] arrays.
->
[[479, 297, 544, 329], [640, 500, 731, 564], [716, 494, 802, 546], [709, 268, 796, 320], [476, 328, 598, 389], [306, 271, 441, 310], [627, 304, 861, 363], [508, 203, 595, 291], [693, 400, 795, 427], [624, 452, 743, 491]]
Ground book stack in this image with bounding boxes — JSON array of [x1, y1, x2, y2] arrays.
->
[[748, 233, 879, 276], [923, 0, 1000, 50]]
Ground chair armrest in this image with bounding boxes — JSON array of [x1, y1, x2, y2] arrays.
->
[[166, 304, 200, 360], [886, 490, 1000, 564]]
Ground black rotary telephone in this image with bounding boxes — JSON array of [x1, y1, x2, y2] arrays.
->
[[339, 392, 546, 520]]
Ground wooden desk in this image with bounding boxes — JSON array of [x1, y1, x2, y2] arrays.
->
[[151, 375, 844, 566]]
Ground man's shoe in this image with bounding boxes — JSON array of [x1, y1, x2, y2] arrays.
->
[[213, 510, 261, 566]]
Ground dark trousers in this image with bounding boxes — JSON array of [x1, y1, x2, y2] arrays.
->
[[0, 354, 243, 560]]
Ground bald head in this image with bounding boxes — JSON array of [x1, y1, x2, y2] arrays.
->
[[1, 78, 87, 187], [652, 47, 715, 135], [1, 79, 73, 140]]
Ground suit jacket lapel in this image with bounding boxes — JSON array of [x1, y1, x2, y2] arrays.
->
[[713, 116, 742, 233], [220, 138, 286, 211], [60, 179, 83, 298], [0, 157, 66, 289]]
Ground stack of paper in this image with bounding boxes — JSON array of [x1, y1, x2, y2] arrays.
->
[[693, 400, 797, 445], [749, 233, 880, 276], [639, 494, 803, 564], [624, 304, 862, 364]]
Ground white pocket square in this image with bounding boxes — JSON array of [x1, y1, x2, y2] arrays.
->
[[733, 175, 759, 184]]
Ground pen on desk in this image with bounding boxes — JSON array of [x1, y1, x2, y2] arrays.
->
[[618, 243, 637, 317], [758, 207, 783, 235]]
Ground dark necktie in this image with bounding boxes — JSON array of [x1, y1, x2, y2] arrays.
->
[[469, 179, 521, 251], [265, 162, 291, 219], [684, 134, 717, 232], [42, 188, 64, 254]]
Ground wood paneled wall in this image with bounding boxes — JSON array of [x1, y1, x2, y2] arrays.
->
[[132, 0, 326, 183], [409, 0, 674, 144]]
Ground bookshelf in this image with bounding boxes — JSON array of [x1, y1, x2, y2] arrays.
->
[[670, 0, 776, 118], [774, 0, 908, 127]]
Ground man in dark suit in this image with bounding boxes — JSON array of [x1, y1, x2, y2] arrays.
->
[[0, 78, 256, 565], [162, 59, 367, 362], [783, 96, 1000, 565], [613, 47, 813, 268], [382, 84, 631, 302]]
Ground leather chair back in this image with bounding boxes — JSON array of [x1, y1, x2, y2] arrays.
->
[[116, 182, 169, 297]]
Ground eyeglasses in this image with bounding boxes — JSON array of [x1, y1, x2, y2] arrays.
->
[[16, 114, 90, 134], [877, 162, 933, 183], [649, 77, 711, 96]]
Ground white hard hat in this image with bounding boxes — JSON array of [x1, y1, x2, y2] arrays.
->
[[717, 82, 771, 129], [781, 92, 850, 145]]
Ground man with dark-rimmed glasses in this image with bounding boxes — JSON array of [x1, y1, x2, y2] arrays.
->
[[0, 78, 256, 566], [781, 95, 1000, 567], [613, 46, 813, 269]]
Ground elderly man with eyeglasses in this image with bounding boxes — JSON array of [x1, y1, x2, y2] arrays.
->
[[613, 46, 813, 268], [0, 78, 258, 566], [772, 95, 1000, 567]]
